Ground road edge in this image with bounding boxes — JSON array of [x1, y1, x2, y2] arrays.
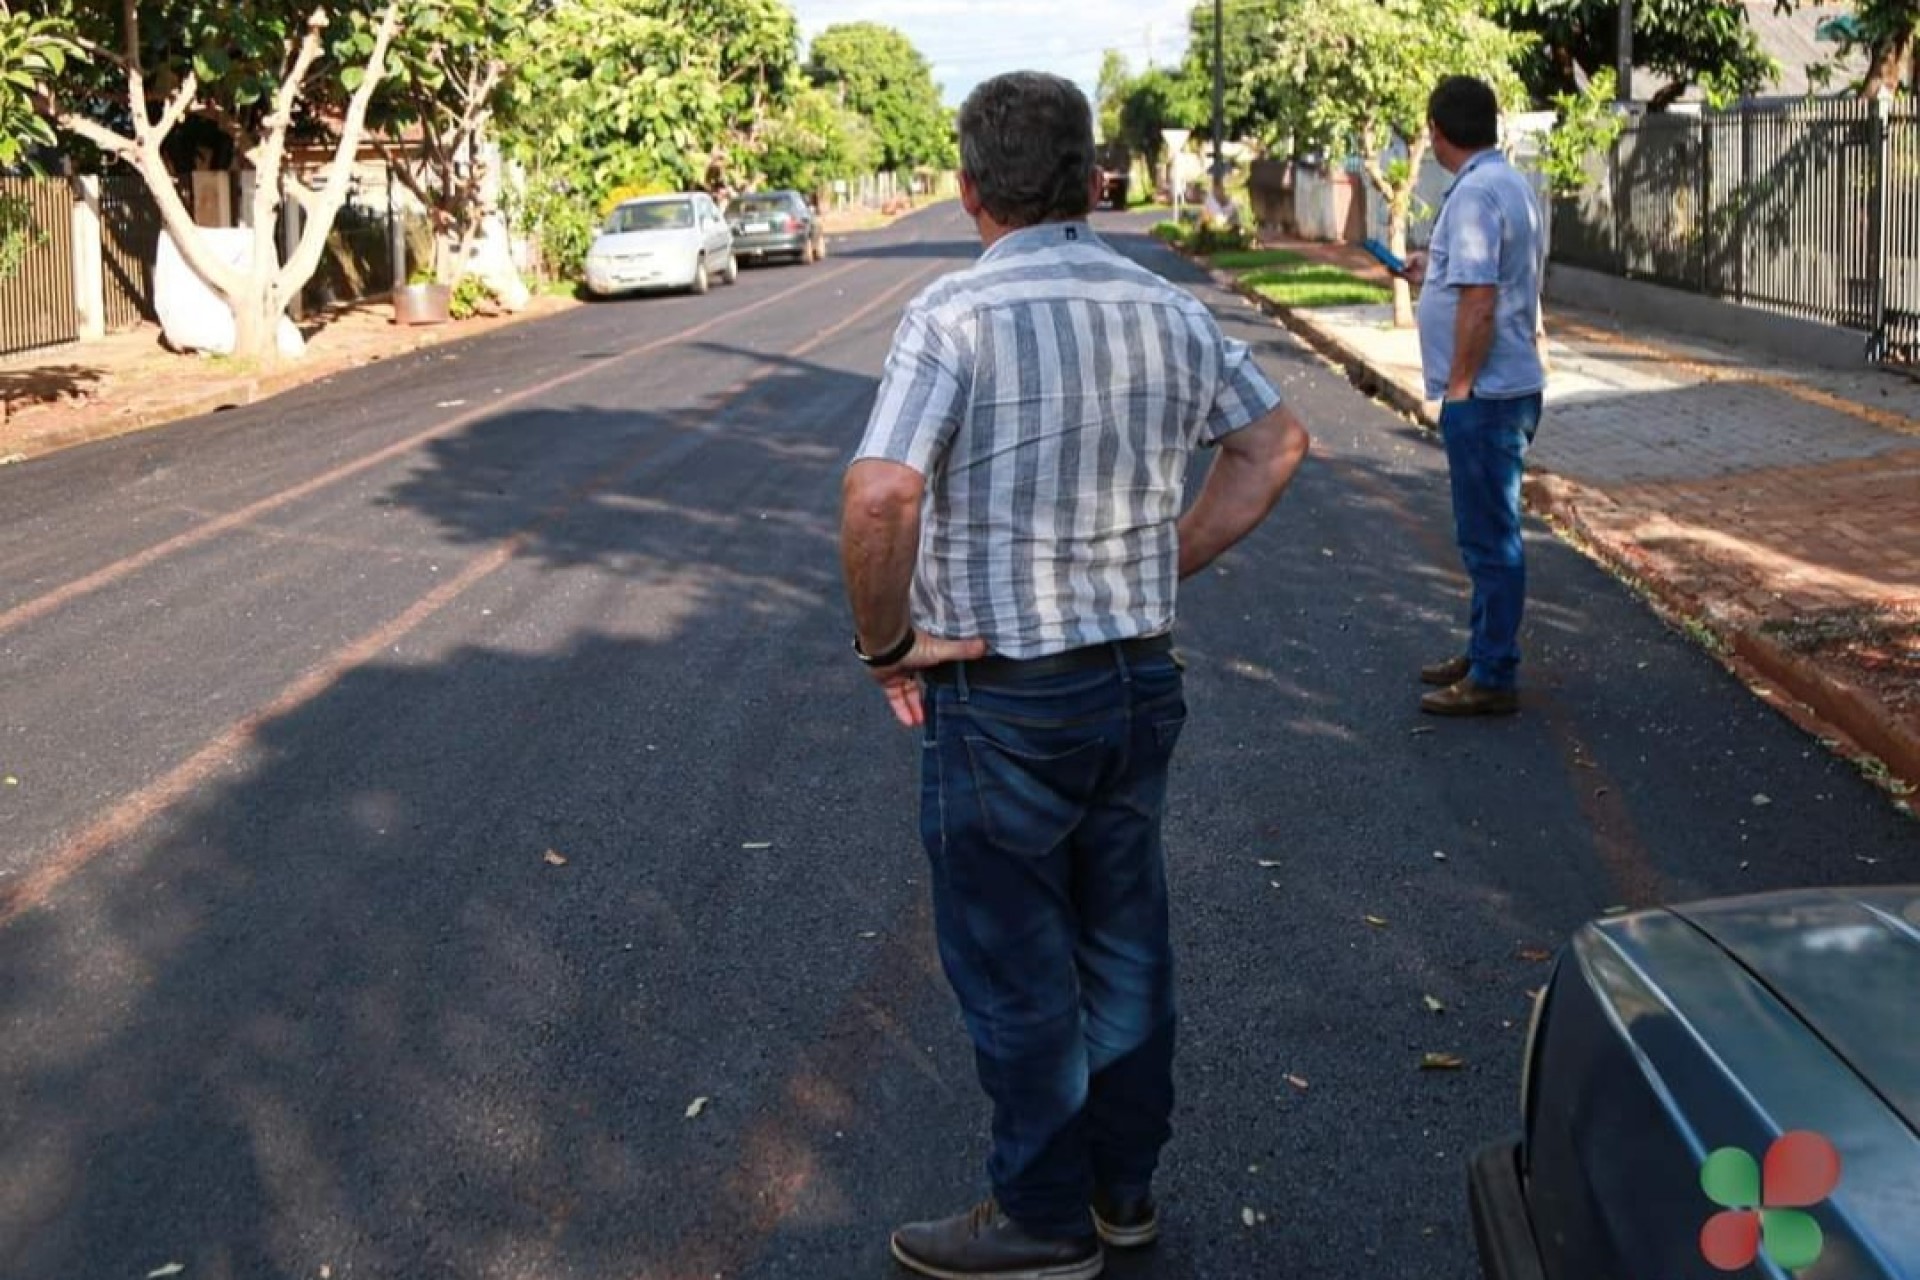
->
[[1184, 250, 1920, 804]]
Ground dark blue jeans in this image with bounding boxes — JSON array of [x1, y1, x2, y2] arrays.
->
[[1441, 393, 1544, 691], [918, 647, 1186, 1239]]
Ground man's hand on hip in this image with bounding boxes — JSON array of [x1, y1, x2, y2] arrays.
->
[[867, 632, 989, 728]]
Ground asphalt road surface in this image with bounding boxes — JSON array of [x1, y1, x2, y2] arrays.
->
[[2, 204, 1914, 1280]]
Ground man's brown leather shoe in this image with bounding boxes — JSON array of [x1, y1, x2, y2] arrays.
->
[[1420, 655, 1471, 686], [890, 1199, 1103, 1280], [1420, 678, 1519, 716], [1091, 1188, 1158, 1249]]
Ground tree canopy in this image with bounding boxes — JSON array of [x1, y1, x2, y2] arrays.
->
[[805, 22, 954, 171], [1495, 0, 1776, 108]]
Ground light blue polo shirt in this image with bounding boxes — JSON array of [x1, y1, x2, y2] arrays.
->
[[1416, 149, 1547, 402]]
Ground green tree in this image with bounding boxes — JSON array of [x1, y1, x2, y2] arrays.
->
[[1494, 0, 1777, 108], [33, 0, 403, 361], [503, 0, 803, 275], [1778, 0, 1917, 97], [1253, 0, 1531, 326], [756, 82, 877, 196], [1180, 0, 1300, 149], [1538, 67, 1625, 196], [374, 0, 528, 286], [1115, 66, 1207, 173], [805, 22, 954, 172], [1096, 48, 1130, 142], [0, 4, 76, 170]]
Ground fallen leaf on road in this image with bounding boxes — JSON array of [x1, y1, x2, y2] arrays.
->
[[685, 1096, 709, 1119], [543, 849, 568, 867], [1420, 1052, 1466, 1071], [148, 1267, 185, 1279], [1519, 948, 1552, 963], [1284, 1073, 1309, 1091], [742, 841, 773, 850], [1752, 793, 1772, 807], [1423, 994, 1446, 1015], [1364, 914, 1389, 928], [1241, 1207, 1257, 1228]]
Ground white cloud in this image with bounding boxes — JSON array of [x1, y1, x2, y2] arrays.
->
[[791, 0, 1196, 105]]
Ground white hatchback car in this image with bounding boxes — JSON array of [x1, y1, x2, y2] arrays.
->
[[583, 193, 737, 298]]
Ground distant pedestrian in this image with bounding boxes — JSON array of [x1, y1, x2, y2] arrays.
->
[[1401, 74, 1548, 716], [839, 70, 1309, 1280]]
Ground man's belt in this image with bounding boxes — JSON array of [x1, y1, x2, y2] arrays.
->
[[923, 633, 1175, 687]]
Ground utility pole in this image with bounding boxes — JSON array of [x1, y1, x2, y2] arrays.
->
[[1616, 0, 1634, 101], [1211, 0, 1226, 204]]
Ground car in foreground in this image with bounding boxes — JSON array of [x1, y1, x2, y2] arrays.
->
[[1469, 885, 1920, 1280], [583, 193, 736, 297], [725, 190, 826, 266]]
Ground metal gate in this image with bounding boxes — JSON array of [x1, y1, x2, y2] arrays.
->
[[0, 177, 79, 360], [99, 173, 163, 331]]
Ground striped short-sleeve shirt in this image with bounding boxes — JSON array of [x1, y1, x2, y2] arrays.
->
[[853, 221, 1283, 659]]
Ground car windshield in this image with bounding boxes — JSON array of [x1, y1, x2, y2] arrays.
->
[[605, 201, 693, 234], [733, 198, 793, 217]]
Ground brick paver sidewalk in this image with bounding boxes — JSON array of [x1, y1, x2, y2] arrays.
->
[[1228, 236, 1920, 798]]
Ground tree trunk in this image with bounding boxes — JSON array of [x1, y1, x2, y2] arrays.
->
[[1390, 200, 1414, 328]]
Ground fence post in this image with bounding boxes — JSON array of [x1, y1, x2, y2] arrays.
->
[[1698, 114, 1712, 294], [387, 161, 405, 292], [1867, 92, 1892, 360], [70, 175, 106, 341], [1735, 106, 1750, 306]]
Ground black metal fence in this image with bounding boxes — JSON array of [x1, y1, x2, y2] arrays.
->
[[99, 173, 166, 330], [1552, 99, 1920, 364], [0, 177, 80, 360]]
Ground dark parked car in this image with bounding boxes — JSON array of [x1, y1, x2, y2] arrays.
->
[[726, 190, 826, 266], [1470, 886, 1920, 1280]]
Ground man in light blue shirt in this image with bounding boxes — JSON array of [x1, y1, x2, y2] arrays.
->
[[1404, 75, 1547, 716]]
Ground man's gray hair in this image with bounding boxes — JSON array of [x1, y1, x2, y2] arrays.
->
[[957, 71, 1095, 229]]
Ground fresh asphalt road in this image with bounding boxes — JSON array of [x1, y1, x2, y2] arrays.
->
[[2, 204, 1914, 1280]]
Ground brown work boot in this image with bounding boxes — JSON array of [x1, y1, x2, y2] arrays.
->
[[1420, 655, 1471, 686], [1091, 1188, 1159, 1249], [1420, 679, 1519, 717], [891, 1199, 1103, 1280]]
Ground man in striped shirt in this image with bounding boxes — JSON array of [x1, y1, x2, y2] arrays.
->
[[840, 72, 1309, 1280]]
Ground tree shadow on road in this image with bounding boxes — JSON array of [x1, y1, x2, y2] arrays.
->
[[4, 306, 1917, 1280]]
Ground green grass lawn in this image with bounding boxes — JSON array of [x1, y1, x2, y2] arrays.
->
[[1210, 250, 1391, 309], [1205, 249, 1308, 271]]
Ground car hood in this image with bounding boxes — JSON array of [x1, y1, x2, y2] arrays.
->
[[1665, 886, 1920, 1136], [589, 229, 698, 256]]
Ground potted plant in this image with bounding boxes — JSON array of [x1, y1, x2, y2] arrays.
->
[[391, 266, 452, 325]]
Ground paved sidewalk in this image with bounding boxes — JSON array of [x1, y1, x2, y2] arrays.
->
[[1223, 237, 1920, 799]]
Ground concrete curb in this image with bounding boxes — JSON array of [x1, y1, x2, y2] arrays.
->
[[1187, 246, 1920, 798]]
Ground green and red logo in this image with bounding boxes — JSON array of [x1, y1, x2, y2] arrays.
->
[[1699, 1131, 1842, 1272]]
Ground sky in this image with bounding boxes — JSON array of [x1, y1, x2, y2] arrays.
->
[[789, 0, 1197, 109]]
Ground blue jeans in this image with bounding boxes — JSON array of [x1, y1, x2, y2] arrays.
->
[[1441, 393, 1543, 691], [918, 647, 1186, 1239]]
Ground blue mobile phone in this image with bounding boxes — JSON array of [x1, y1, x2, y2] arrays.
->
[[1362, 237, 1408, 275]]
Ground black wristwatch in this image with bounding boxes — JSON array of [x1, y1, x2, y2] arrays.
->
[[854, 627, 916, 668]]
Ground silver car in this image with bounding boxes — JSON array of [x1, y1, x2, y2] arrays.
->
[[583, 193, 737, 298]]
